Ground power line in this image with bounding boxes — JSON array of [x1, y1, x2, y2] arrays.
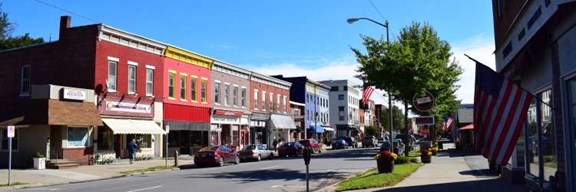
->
[[33, 0, 100, 23], [369, 0, 387, 21]]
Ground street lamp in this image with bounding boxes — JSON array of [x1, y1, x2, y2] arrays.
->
[[347, 17, 393, 148]]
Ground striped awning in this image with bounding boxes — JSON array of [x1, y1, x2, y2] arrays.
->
[[102, 118, 166, 135], [270, 114, 297, 129]]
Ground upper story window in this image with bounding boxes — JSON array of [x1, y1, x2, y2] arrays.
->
[[145, 66, 154, 96], [180, 74, 187, 100], [276, 94, 281, 112], [338, 94, 344, 100], [283, 95, 287, 113], [107, 58, 118, 92], [339, 106, 345, 121], [201, 78, 208, 103], [269, 93, 274, 111], [241, 87, 247, 108], [168, 72, 176, 98], [20, 65, 31, 96], [128, 62, 137, 94], [224, 83, 230, 106], [262, 91, 267, 111], [233, 86, 238, 106], [254, 89, 259, 110], [214, 81, 221, 104], [191, 77, 198, 102]]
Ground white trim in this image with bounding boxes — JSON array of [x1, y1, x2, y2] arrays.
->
[[128, 61, 138, 66], [145, 65, 156, 69], [215, 80, 222, 83], [107, 56, 119, 62]]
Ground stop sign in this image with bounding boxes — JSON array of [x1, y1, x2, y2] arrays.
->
[[413, 91, 435, 112]]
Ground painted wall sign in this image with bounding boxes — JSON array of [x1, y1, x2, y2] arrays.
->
[[99, 95, 154, 118], [63, 88, 87, 101], [214, 110, 243, 117]]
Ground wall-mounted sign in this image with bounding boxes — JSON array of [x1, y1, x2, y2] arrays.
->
[[99, 95, 154, 118], [214, 110, 243, 117], [63, 89, 87, 101], [413, 91, 435, 112]]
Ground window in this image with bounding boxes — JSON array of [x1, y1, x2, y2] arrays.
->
[[254, 89, 259, 110], [1, 127, 18, 151], [180, 75, 187, 100], [107, 60, 117, 92], [224, 84, 230, 106], [277, 94, 281, 112], [146, 67, 154, 96], [191, 77, 198, 101], [262, 91, 266, 111], [20, 65, 31, 95], [344, 86, 348, 91], [241, 87, 247, 107], [269, 93, 273, 111], [67, 127, 89, 147], [214, 81, 221, 104], [128, 65, 137, 94], [339, 106, 345, 121], [339, 94, 344, 100], [283, 95, 287, 113], [330, 86, 339, 91], [233, 86, 238, 106], [168, 72, 176, 98], [201, 79, 207, 102]]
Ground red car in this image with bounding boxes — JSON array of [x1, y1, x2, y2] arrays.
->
[[194, 145, 240, 167], [278, 142, 304, 157], [299, 139, 322, 153]]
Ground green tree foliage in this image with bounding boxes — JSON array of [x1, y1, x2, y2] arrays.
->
[[364, 125, 377, 136], [379, 105, 405, 133], [0, 3, 44, 50], [352, 22, 462, 155]]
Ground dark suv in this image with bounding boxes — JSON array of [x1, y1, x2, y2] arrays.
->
[[338, 136, 357, 148]]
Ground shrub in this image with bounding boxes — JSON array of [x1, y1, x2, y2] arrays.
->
[[409, 157, 418, 163], [394, 155, 410, 164]]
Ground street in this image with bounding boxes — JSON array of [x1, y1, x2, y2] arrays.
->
[[16, 148, 380, 192]]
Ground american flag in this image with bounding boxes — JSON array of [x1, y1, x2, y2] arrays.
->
[[362, 86, 375, 108], [443, 116, 453, 132], [473, 60, 533, 165]]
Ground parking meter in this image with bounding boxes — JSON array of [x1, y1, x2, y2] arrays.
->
[[303, 145, 312, 165]]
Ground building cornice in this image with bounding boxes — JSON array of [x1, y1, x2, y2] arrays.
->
[[165, 46, 213, 69]]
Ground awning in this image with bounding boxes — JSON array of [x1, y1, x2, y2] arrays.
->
[[323, 127, 335, 132], [308, 125, 324, 133], [459, 124, 474, 131], [270, 114, 297, 129], [102, 118, 166, 135]]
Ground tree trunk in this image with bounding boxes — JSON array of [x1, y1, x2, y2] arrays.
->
[[404, 101, 410, 157]]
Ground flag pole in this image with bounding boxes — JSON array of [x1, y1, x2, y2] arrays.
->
[[464, 54, 555, 110]]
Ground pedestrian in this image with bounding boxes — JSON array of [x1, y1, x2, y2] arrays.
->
[[127, 139, 138, 164]]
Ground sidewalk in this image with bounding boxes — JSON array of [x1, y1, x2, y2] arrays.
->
[[337, 143, 528, 192], [0, 157, 194, 191]]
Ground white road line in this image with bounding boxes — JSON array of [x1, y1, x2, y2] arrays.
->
[[126, 185, 162, 192], [259, 165, 279, 170]]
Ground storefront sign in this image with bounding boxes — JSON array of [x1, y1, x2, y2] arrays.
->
[[99, 95, 154, 118], [214, 110, 242, 117], [212, 116, 241, 124], [251, 113, 269, 120], [63, 89, 87, 101]]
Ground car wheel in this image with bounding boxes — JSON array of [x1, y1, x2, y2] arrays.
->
[[257, 155, 261, 162], [235, 156, 240, 164], [219, 157, 225, 167]]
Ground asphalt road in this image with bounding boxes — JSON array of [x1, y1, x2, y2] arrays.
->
[[17, 147, 380, 192]]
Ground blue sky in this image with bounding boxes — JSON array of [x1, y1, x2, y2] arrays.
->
[[3, 0, 496, 105]]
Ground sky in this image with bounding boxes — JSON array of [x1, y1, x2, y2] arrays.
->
[[2, 0, 496, 107]]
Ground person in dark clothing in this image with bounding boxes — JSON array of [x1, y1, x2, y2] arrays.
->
[[127, 139, 138, 164]]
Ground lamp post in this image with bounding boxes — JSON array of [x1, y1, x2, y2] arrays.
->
[[347, 17, 393, 147]]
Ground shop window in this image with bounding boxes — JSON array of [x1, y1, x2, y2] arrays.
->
[[526, 89, 556, 181], [127, 134, 151, 149], [1, 127, 18, 151], [20, 65, 31, 96], [97, 127, 113, 150], [67, 127, 88, 147]]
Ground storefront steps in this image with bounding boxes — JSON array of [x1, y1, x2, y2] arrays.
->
[[46, 159, 80, 169]]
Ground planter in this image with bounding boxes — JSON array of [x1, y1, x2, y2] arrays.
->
[[421, 155, 431, 163], [377, 158, 394, 173], [33, 157, 46, 170]]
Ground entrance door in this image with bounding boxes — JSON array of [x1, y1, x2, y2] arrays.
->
[[567, 78, 576, 188]]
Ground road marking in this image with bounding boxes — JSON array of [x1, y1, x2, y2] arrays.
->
[[260, 165, 279, 170], [126, 185, 162, 192]]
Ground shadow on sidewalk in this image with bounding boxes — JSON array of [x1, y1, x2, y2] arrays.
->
[[372, 178, 527, 192]]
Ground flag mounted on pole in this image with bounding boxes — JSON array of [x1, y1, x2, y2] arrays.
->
[[362, 86, 375, 108], [470, 55, 533, 165], [443, 116, 453, 132]]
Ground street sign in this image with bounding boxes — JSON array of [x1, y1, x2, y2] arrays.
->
[[7, 125, 15, 138], [413, 91, 435, 112], [414, 116, 435, 125]]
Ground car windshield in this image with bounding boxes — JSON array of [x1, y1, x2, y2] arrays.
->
[[243, 145, 256, 150], [198, 146, 218, 152]]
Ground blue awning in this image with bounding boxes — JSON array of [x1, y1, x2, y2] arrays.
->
[[308, 125, 324, 133]]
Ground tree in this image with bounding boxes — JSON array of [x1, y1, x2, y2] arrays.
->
[[364, 125, 377, 136], [379, 105, 405, 133], [352, 22, 462, 156], [0, 3, 44, 50]]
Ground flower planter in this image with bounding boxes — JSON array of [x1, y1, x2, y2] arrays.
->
[[421, 155, 431, 163], [33, 157, 46, 170], [377, 158, 394, 173]]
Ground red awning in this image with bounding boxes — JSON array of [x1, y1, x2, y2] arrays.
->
[[459, 124, 474, 131]]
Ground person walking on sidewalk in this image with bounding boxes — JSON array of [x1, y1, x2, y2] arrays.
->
[[127, 139, 138, 164]]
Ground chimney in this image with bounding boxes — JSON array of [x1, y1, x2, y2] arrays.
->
[[59, 16, 71, 39]]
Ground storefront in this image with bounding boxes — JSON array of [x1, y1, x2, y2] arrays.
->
[[269, 114, 297, 143], [211, 109, 243, 147], [163, 104, 211, 155], [250, 112, 269, 145]]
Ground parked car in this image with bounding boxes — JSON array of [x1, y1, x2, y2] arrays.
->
[[194, 145, 240, 167], [332, 138, 348, 150], [362, 136, 377, 148], [338, 136, 358, 148], [278, 142, 303, 157], [298, 139, 322, 153], [376, 138, 387, 147], [239, 144, 274, 162]]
